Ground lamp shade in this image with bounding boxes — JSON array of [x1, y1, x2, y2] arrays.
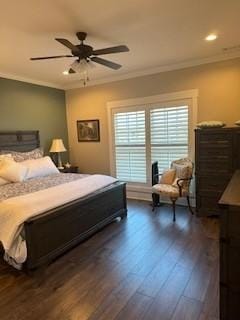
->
[[49, 139, 66, 153]]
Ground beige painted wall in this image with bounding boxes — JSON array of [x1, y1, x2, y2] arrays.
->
[[66, 58, 240, 174]]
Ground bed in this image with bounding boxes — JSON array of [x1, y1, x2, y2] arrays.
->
[[0, 131, 127, 270]]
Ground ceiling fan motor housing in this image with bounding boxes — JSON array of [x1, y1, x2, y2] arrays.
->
[[72, 44, 93, 59]]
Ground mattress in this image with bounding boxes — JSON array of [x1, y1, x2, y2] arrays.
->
[[0, 174, 117, 269]]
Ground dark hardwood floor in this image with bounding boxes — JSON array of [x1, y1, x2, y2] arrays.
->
[[0, 200, 219, 320]]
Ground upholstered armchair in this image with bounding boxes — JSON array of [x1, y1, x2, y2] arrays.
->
[[152, 158, 194, 221]]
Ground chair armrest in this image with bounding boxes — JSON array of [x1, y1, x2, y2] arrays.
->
[[176, 177, 192, 197]]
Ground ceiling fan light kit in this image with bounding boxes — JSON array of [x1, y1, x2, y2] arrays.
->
[[30, 32, 129, 85]]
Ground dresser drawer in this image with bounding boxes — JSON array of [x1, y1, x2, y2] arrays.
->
[[198, 131, 232, 144], [197, 159, 233, 174], [199, 145, 232, 158]]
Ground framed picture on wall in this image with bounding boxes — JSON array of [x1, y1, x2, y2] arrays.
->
[[77, 119, 100, 142]]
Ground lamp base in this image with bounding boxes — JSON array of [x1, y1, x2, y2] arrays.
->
[[57, 153, 63, 169]]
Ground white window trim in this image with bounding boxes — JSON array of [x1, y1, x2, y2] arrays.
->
[[107, 89, 198, 200]]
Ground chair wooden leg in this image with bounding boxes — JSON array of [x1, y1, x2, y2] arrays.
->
[[187, 196, 194, 215], [152, 193, 160, 212], [172, 199, 176, 222]]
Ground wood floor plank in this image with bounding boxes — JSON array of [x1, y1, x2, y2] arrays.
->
[[114, 292, 153, 320], [0, 201, 220, 320], [88, 274, 145, 320], [142, 264, 192, 320], [60, 272, 144, 320], [137, 255, 177, 297], [201, 258, 219, 319], [198, 312, 219, 320], [137, 219, 193, 297], [171, 296, 202, 320], [183, 238, 217, 302]]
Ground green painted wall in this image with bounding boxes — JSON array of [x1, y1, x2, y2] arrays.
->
[[0, 77, 68, 158]]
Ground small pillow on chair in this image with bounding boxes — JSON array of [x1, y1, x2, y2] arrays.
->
[[159, 169, 176, 185]]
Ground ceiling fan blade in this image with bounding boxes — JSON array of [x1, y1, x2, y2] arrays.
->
[[68, 68, 76, 74], [93, 45, 129, 56], [30, 55, 74, 60], [55, 38, 78, 51], [91, 56, 121, 70]]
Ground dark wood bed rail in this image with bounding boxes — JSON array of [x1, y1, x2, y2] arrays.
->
[[24, 181, 127, 270]]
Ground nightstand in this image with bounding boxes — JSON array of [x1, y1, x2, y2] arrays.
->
[[59, 166, 79, 173]]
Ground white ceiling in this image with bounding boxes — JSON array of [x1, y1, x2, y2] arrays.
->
[[0, 0, 240, 89]]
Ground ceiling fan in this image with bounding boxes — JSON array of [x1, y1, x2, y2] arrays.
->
[[30, 32, 129, 81]]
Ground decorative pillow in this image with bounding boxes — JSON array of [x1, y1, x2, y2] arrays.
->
[[235, 120, 240, 126], [0, 158, 28, 182], [197, 121, 225, 128], [171, 161, 192, 189], [0, 154, 13, 162], [0, 155, 13, 185], [0, 148, 43, 162], [159, 169, 176, 185], [0, 177, 9, 186], [22, 156, 59, 180]]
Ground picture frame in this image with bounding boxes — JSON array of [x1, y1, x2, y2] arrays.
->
[[77, 119, 100, 142]]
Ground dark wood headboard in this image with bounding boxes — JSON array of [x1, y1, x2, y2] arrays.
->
[[0, 131, 40, 152]]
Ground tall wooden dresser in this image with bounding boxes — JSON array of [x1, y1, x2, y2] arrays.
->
[[195, 127, 240, 216]]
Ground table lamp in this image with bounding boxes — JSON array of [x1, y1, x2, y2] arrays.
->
[[49, 139, 66, 169]]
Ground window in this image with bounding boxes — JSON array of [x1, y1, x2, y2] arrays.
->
[[114, 110, 146, 183], [108, 90, 198, 190], [151, 106, 189, 172]]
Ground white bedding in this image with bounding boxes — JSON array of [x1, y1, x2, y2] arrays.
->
[[0, 174, 117, 268]]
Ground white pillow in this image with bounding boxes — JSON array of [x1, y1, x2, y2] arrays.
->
[[0, 154, 13, 162], [0, 158, 28, 183], [22, 156, 59, 180], [0, 177, 9, 186], [0, 154, 13, 185], [197, 121, 225, 128]]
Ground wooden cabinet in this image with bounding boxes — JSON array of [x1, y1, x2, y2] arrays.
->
[[219, 171, 240, 319], [195, 127, 240, 216]]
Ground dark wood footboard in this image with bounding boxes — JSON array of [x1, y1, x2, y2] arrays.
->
[[24, 181, 127, 270]]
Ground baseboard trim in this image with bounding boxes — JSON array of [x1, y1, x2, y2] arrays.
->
[[127, 190, 196, 207]]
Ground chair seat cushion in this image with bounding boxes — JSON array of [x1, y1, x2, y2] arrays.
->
[[152, 183, 188, 198]]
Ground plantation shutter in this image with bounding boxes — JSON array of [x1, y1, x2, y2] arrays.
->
[[114, 110, 146, 183], [150, 106, 189, 172]]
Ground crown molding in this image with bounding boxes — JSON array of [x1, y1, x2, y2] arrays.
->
[[1, 51, 240, 91], [64, 51, 240, 90], [0, 72, 63, 90]]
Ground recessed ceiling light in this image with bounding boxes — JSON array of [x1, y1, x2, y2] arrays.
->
[[63, 70, 69, 75], [205, 34, 217, 41]]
